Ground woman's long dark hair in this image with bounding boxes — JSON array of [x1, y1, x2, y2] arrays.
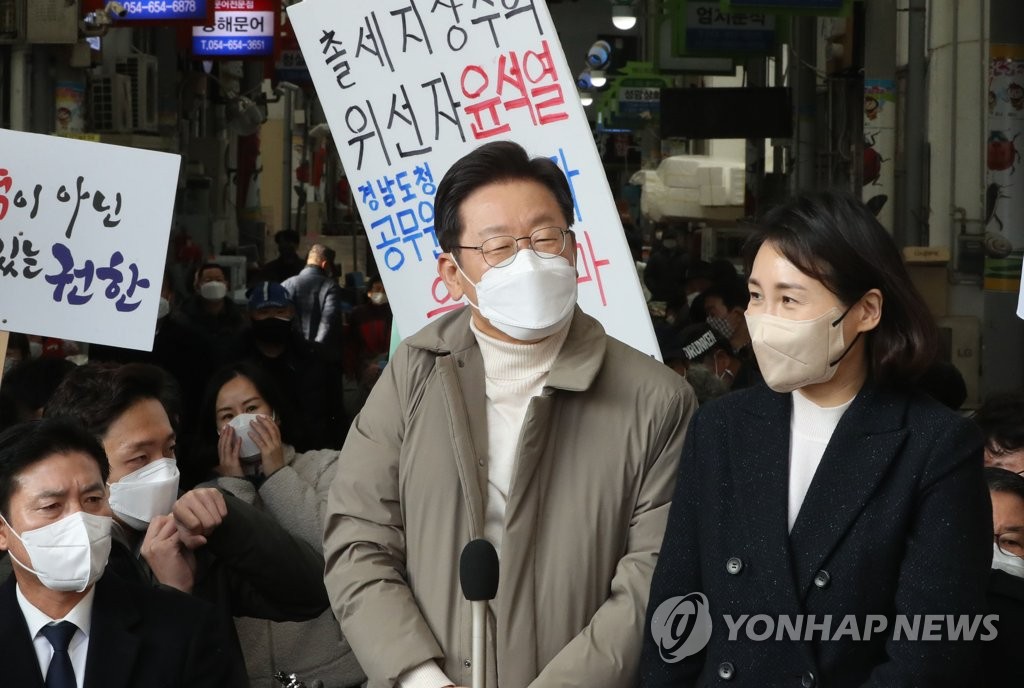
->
[[743, 190, 938, 387]]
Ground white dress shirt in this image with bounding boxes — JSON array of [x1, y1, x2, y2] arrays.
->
[[16, 583, 95, 688]]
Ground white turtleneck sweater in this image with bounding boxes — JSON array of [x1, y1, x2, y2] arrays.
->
[[787, 389, 855, 532], [469, 318, 570, 556], [397, 318, 570, 688]]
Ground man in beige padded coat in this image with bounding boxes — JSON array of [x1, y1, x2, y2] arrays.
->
[[324, 141, 696, 688]]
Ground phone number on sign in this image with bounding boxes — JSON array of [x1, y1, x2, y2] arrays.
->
[[197, 39, 269, 52], [123, 0, 199, 14]]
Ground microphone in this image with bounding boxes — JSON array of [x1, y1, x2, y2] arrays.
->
[[459, 539, 499, 688]]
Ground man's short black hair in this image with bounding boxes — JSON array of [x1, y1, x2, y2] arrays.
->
[[985, 466, 1024, 502], [45, 362, 181, 439], [975, 392, 1024, 453], [702, 277, 750, 312], [275, 229, 300, 246], [434, 140, 575, 253], [0, 418, 109, 517], [195, 262, 229, 286], [0, 358, 77, 430]]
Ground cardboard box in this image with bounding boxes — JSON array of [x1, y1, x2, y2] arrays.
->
[[903, 246, 950, 317]]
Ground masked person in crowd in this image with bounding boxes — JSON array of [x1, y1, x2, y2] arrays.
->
[[642, 191, 991, 688], [262, 230, 305, 284], [644, 226, 689, 305], [982, 467, 1024, 686], [346, 275, 394, 405], [701, 277, 752, 357], [975, 392, 1024, 475], [324, 141, 695, 688], [656, 327, 728, 406], [0, 418, 233, 687], [175, 263, 249, 362], [196, 361, 364, 688], [44, 362, 330, 686], [222, 282, 347, 456]]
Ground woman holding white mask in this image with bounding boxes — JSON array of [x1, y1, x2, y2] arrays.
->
[[199, 361, 364, 688], [641, 191, 991, 688]]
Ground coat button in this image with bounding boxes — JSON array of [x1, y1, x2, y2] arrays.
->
[[464, 659, 471, 668], [725, 557, 743, 575], [801, 671, 816, 687], [813, 570, 831, 589], [717, 662, 735, 680]]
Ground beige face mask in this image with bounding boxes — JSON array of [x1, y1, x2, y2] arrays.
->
[[745, 305, 857, 393]]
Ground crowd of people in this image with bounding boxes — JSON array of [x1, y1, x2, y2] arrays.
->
[[0, 139, 1022, 687]]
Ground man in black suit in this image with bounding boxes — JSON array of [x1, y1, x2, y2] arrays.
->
[[0, 418, 233, 687]]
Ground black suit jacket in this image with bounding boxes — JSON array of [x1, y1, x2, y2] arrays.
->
[[0, 570, 237, 688], [641, 383, 992, 688]]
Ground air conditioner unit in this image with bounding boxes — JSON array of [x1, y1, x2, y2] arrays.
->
[[117, 54, 159, 132], [89, 74, 133, 133]]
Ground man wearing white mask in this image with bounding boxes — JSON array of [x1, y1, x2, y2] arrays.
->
[[0, 418, 230, 687], [325, 140, 695, 688], [45, 362, 330, 686], [175, 262, 248, 362], [982, 467, 1024, 685]]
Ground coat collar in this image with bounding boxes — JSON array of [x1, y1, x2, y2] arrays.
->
[[787, 384, 909, 596], [82, 572, 142, 688], [735, 383, 910, 599], [0, 571, 143, 688], [0, 574, 46, 686], [404, 306, 607, 393]]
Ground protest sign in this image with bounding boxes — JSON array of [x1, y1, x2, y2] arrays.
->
[[0, 129, 180, 351], [288, 0, 660, 358]]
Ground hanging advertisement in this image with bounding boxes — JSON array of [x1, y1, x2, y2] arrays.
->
[[192, 0, 277, 58], [862, 79, 895, 232], [82, 0, 213, 24], [986, 44, 1024, 293]]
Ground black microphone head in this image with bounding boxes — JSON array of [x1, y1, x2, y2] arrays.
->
[[460, 538, 499, 601]]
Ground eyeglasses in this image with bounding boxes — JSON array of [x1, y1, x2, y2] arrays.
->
[[995, 532, 1024, 558], [453, 227, 571, 268]]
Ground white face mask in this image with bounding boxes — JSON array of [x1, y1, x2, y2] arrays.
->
[[993, 543, 1024, 578], [157, 297, 171, 319], [368, 292, 388, 306], [107, 458, 180, 531], [745, 305, 857, 393], [456, 250, 578, 342], [1, 511, 112, 592], [29, 341, 43, 359], [199, 281, 228, 301], [226, 413, 268, 460]]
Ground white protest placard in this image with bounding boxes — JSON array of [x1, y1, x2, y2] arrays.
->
[[288, 0, 660, 358], [0, 130, 180, 351]]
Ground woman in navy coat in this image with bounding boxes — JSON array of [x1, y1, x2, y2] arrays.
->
[[641, 191, 991, 688]]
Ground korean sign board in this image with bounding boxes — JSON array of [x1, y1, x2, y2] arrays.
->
[[682, 1, 776, 56], [193, 0, 276, 58], [287, 0, 659, 358], [726, 0, 845, 10], [82, 0, 213, 23], [0, 130, 180, 351]]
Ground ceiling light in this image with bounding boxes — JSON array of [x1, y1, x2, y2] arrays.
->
[[612, 4, 637, 30]]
